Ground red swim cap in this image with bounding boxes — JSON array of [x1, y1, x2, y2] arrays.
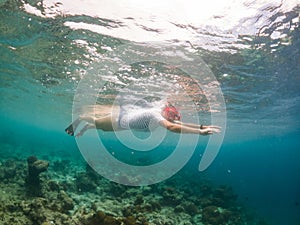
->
[[163, 103, 181, 121]]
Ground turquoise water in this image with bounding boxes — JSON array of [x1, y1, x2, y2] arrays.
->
[[1, 0, 299, 224]]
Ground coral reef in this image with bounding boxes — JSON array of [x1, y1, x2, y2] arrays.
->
[[75, 163, 103, 192], [0, 151, 268, 225], [201, 205, 233, 225], [25, 155, 49, 196], [82, 210, 148, 225]]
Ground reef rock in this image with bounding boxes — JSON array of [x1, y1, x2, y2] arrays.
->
[[25, 156, 49, 196]]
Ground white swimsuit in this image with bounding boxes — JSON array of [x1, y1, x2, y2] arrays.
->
[[118, 108, 164, 131]]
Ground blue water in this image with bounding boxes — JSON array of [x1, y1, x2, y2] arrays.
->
[[1, 0, 300, 224]]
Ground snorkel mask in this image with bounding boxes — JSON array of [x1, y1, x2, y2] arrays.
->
[[163, 102, 181, 122]]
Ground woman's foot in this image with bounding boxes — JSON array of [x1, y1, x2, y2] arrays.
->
[[65, 124, 74, 136], [65, 117, 83, 136]]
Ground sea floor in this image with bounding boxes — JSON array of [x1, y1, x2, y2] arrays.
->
[[0, 142, 267, 225]]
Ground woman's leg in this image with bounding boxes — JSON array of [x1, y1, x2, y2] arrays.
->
[[65, 105, 121, 136], [76, 123, 96, 137], [75, 114, 120, 137], [94, 114, 120, 131]]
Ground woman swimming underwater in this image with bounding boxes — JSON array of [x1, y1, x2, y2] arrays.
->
[[65, 102, 221, 137]]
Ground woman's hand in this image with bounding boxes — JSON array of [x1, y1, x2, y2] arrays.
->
[[199, 126, 221, 135]]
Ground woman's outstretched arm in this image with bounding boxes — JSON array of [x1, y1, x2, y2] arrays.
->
[[160, 120, 221, 135], [174, 121, 221, 130]]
